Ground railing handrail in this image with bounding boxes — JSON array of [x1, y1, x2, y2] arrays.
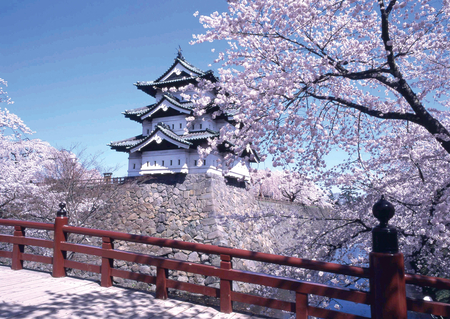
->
[[405, 273, 450, 289], [2, 218, 450, 290], [0, 219, 54, 230], [62, 224, 369, 278]]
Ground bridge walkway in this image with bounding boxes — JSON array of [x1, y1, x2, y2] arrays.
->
[[0, 266, 269, 319]]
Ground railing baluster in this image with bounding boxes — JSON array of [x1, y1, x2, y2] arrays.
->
[[101, 236, 114, 287], [11, 226, 25, 270], [220, 254, 233, 313], [52, 203, 69, 277], [370, 196, 407, 319], [156, 266, 168, 299], [295, 292, 308, 319]]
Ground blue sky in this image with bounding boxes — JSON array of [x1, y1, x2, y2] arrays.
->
[[1, 0, 229, 176]]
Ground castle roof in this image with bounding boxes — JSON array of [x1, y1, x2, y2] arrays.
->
[[134, 57, 217, 97], [123, 94, 193, 123], [108, 135, 146, 152], [108, 123, 219, 153]]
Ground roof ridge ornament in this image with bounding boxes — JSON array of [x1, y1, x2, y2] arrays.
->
[[177, 45, 185, 60]]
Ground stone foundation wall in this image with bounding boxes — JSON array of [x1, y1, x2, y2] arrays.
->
[[82, 173, 326, 296]]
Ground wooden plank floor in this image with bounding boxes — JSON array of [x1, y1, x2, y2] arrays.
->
[[0, 266, 270, 319]]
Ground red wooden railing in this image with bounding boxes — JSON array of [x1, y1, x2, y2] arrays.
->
[[0, 205, 450, 318]]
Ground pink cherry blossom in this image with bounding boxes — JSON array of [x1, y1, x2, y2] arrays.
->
[[192, 0, 450, 282]]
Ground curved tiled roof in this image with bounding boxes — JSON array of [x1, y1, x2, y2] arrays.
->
[[183, 129, 220, 141], [123, 104, 155, 122], [123, 94, 194, 123], [109, 123, 221, 154], [155, 123, 193, 146], [135, 57, 206, 87], [154, 57, 205, 82], [140, 94, 193, 120], [108, 135, 146, 152], [134, 57, 217, 97], [123, 105, 154, 116]]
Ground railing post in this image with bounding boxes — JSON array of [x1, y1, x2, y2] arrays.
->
[[156, 266, 168, 299], [295, 292, 308, 319], [220, 254, 233, 313], [103, 172, 112, 184], [101, 236, 114, 287], [52, 203, 69, 278], [11, 226, 25, 270], [369, 196, 407, 319]]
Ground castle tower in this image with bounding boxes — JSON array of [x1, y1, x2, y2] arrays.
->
[[109, 53, 254, 179]]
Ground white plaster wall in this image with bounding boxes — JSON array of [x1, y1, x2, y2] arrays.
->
[[133, 148, 249, 180], [140, 149, 188, 174], [189, 114, 215, 132], [227, 160, 250, 180], [127, 152, 142, 177], [142, 120, 152, 136], [149, 115, 187, 135]]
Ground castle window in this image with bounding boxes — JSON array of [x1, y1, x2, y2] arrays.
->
[[203, 160, 206, 166], [178, 159, 180, 165], [194, 160, 197, 166], [147, 161, 149, 166], [162, 160, 164, 166], [154, 161, 156, 166], [192, 124, 195, 129], [170, 160, 173, 166], [172, 124, 174, 129], [180, 123, 182, 128], [200, 124, 202, 129], [147, 129, 149, 135], [133, 163, 136, 169]]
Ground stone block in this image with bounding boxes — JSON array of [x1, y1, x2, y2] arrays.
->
[[200, 192, 213, 200], [158, 213, 166, 223], [174, 252, 188, 261], [188, 252, 200, 262], [201, 218, 216, 226], [202, 205, 214, 213], [204, 276, 218, 285], [128, 213, 138, 220], [165, 229, 174, 237], [156, 224, 165, 233], [153, 246, 172, 256], [177, 275, 189, 282], [169, 221, 178, 230]]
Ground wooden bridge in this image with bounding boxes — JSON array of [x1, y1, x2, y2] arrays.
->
[[1, 198, 450, 318]]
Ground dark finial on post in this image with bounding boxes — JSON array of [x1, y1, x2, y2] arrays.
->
[[373, 195, 395, 227], [57, 203, 67, 217], [372, 195, 398, 253]]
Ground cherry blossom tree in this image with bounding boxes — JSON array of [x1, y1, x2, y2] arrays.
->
[[0, 79, 12, 105], [0, 79, 56, 218], [0, 79, 112, 227], [35, 146, 114, 227], [0, 80, 118, 268], [251, 169, 329, 206], [191, 0, 450, 293]]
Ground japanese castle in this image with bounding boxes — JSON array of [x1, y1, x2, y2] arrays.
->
[[109, 52, 252, 179]]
